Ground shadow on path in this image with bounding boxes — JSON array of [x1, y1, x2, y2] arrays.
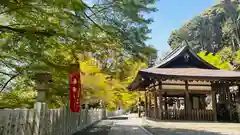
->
[[144, 125, 229, 135], [73, 120, 113, 135], [107, 116, 128, 120]]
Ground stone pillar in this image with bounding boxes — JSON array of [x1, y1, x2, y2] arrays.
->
[[33, 72, 52, 135]]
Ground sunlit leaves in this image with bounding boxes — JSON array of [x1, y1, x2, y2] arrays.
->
[[0, 0, 157, 110], [198, 50, 232, 70]]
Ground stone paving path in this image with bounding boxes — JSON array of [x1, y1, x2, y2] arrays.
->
[[73, 120, 113, 135], [74, 114, 240, 135], [108, 114, 151, 135], [143, 118, 240, 135]]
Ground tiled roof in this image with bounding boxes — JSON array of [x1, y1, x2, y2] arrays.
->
[[153, 45, 217, 69], [140, 68, 240, 79], [128, 45, 240, 91], [153, 46, 185, 68]]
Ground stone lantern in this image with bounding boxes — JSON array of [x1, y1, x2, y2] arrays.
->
[[32, 72, 52, 134], [33, 72, 52, 102]]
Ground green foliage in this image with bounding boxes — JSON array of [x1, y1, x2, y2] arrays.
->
[[168, 0, 240, 53], [198, 51, 232, 70], [0, 0, 157, 109]]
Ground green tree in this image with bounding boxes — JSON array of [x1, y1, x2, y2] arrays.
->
[[0, 0, 158, 109], [167, 0, 240, 53]]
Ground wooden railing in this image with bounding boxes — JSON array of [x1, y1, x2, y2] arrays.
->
[[146, 109, 214, 121], [162, 109, 185, 120], [191, 109, 213, 121], [161, 109, 213, 121]]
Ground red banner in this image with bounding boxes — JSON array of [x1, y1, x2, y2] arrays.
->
[[69, 72, 81, 112]]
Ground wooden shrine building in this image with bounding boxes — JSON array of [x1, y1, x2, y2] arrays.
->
[[128, 46, 240, 122]]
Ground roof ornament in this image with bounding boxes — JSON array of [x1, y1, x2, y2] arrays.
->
[[184, 53, 190, 62]]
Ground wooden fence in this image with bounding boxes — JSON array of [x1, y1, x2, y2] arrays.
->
[[0, 103, 107, 135], [147, 108, 213, 121], [162, 109, 213, 121]]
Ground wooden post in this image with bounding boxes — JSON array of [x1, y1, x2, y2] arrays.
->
[[158, 92, 162, 120], [211, 83, 217, 121], [138, 97, 141, 118], [158, 81, 162, 120], [164, 94, 168, 119], [33, 72, 52, 135], [148, 92, 152, 118], [226, 85, 233, 121], [154, 90, 158, 119], [237, 85, 240, 122], [184, 81, 191, 120], [145, 91, 148, 117]]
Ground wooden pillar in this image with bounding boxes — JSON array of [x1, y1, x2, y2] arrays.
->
[[158, 92, 162, 120], [185, 81, 191, 120], [211, 83, 217, 121], [148, 92, 152, 118], [164, 94, 168, 118], [226, 85, 233, 121], [138, 97, 141, 118], [177, 98, 180, 110], [154, 90, 158, 119], [237, 85, 240, 122], [158, 81, 162, 120], [145, 91, 148, 117]]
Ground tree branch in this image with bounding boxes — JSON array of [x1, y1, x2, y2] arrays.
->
[[83, 11, 112, 35], [0, 62, 34, 92], [0, 7, 22, 15], [88, 4, 115, 17], [0, 73, 20, 92], [0, 25, 56, 37], [0, 71, 15, 76]]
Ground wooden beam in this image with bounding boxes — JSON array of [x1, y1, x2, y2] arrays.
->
[[140, 72, 240, 82], [158, 89, 211, 93], [162, 83, 211, 87]]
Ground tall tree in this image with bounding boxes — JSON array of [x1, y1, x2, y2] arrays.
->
[[0, 0, 158, 109]]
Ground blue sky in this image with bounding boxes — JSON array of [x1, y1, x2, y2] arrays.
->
[[146, 0, 216, 57]]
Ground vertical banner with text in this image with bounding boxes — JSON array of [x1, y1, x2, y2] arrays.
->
[[69, 72, 81, 112]]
